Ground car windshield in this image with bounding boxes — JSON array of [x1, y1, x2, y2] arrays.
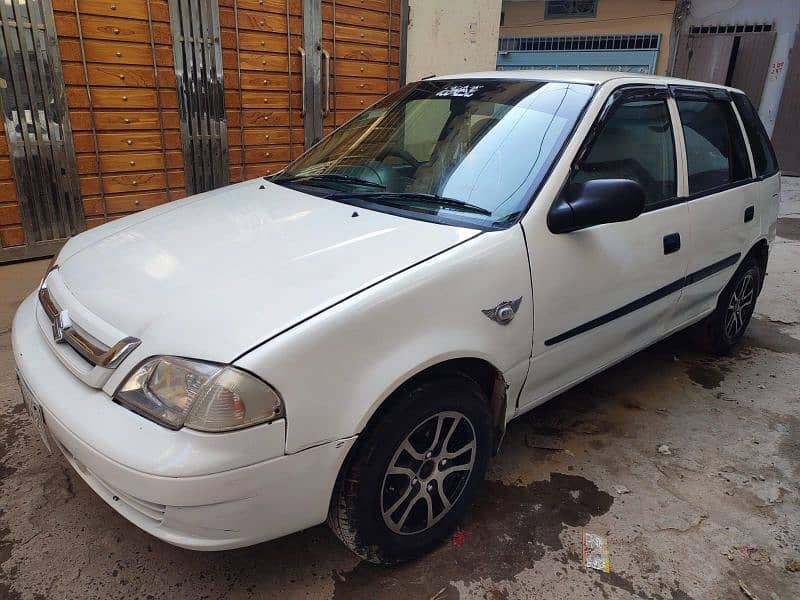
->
[[273, 78, 595, 229]]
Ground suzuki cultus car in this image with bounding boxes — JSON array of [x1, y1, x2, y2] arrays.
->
[[13, 71, 779, 563]]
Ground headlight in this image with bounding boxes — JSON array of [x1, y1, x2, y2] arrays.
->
[[114, 356, 284, 432]]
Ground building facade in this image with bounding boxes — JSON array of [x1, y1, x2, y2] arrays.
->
[[406, 0, 502, 81], [497, 0, 676, 74], [0, 0, 405, 262], [670, 0, 800, 174]]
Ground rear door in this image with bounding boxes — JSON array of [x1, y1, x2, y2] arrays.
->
[[670, 87, 759, 323], [519, 85, 690, 407]]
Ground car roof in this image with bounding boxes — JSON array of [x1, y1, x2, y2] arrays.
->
[[429, 70, 743, 94]]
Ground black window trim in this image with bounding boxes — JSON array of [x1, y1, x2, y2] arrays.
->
[[559, 83, 680, 215], [670, 84, 759, 201]]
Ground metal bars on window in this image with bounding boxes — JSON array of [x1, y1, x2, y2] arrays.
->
[[0, 0, 83, 249], [169, 0, 228, 195], [499, 33, 661, 53]]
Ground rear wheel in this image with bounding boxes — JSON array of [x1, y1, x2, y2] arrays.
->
[[700, 257, 761, 354], [327, 374, 492, 564]]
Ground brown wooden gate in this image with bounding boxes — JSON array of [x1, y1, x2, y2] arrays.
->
[[772, 26, 800, 176], [673, 26, 776, 107], [320, 0, 401, 139], [221, 0, 305, 183], [53, 0, 185, 231], [0, 0, 405, 262]]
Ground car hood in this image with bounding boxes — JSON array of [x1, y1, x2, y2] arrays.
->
[[58, 180, 479, 362]]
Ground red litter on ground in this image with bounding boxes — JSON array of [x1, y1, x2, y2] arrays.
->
[[452, 529, 467, 547]]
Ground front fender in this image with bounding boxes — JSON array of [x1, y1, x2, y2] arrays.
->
[[235, 225, 534, 453]]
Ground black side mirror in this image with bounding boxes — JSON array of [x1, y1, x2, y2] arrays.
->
[[547, 178, 646, 234]]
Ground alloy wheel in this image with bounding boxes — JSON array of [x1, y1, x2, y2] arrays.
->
[[724, 272, 755, 340], [380, 411, 477, 535]]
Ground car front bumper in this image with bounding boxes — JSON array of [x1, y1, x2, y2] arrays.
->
[[12, 293, 355, 550]]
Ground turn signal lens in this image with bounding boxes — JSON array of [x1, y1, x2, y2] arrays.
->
[[115, 356, 283, 432]]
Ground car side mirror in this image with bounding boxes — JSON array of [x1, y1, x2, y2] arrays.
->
[[547, 178, 646, 234]]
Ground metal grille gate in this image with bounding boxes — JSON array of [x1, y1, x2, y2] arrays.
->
[[0, 0, 83, 259], [169, 0, 228, 195]]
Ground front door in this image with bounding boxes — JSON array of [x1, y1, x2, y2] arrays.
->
[[519, 86, 690, 408]]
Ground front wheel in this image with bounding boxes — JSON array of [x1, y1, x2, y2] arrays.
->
[[700, 257, 762, 354], [327, 374, 492, 564]]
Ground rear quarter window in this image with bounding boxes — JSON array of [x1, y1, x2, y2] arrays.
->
[[732, 92, 779, 177]]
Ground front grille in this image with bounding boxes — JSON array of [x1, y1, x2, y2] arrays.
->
[[37, 267, 142, 389]]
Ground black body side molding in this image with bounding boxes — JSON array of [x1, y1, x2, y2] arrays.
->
[[544, 253, 741, 346]]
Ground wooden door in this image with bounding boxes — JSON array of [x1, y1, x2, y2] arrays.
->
[[53, 0, 185, 229], [319, 0, 401, 140], [221, 0, 305, 182], [772, 27, 800, 176], [673, 34, 734, 84], [730, 32, 776, 108]]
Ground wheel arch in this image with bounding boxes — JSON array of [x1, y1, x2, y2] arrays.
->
[[330, 356, 509, 512], [363, 357, 508, 454], [743, 237, 769, 291]]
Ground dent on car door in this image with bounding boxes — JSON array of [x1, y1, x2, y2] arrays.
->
[[671, 88, 760, 321], [519, 86, 690, 408]]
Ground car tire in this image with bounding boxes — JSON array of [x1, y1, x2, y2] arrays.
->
[[699, 257, 762, 355], [327, 373, 492, 564]]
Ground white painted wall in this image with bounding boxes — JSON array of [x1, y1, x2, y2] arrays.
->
[[406, 0, 502, 82], [679, 0, 800, 135]]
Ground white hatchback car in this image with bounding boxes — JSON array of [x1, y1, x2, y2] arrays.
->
[[13, 71, 780, 564]]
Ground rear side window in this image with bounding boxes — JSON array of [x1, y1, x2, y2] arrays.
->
[[568, 97, 676, 207], [676, 98, 751, 195], [732, 93, 779, 177]]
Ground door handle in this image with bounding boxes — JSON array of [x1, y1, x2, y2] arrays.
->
[[321, 48, 331, 117], [744, 206, 754, 223], [297, 47, 306, 116], [663, 232, 681, 255]]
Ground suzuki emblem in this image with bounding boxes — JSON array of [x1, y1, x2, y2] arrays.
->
[[482, 297, 523, 325], [52, 309, 71, 343]]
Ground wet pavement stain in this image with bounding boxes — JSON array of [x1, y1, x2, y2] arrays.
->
[[745, 318, 800, 354], [685, 360, 730, 389], [777, 217, 800, 241], [595, 572, 696, 600], [332, 473, 613, 599]]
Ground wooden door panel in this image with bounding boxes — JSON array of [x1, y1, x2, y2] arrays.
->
[[335, 77, 388, 95], [226, 109, 304, 128], [70, 110, 181, 132], [51, 0, 170, 21], [59, 39, 174, 66], [55, 14, 171, 44], [236, 127, 305, 146], [334, 41, 390, 62]]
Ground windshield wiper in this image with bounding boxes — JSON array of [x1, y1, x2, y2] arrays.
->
[[272, 173, 386, 189], [327, 191, 492, 216]]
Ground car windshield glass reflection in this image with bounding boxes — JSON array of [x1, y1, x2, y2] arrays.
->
[[273, 79, 595, 228]]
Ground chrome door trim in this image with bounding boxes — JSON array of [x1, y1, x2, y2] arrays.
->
[[321, 48, 330, 117], [169, 0, 228, 195]]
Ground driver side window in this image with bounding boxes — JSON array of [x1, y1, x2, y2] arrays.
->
[[566, 95, 677, 207]]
